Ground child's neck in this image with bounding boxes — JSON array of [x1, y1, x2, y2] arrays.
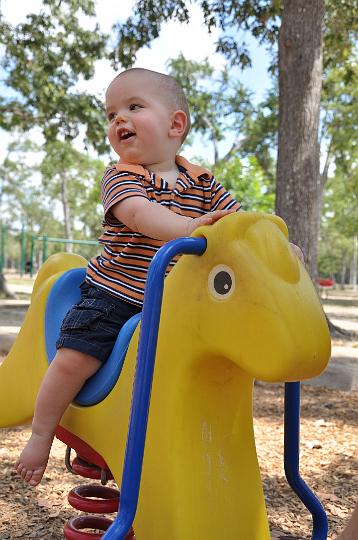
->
[[149, 159, 180, 189], [157, 168, 179, 189]]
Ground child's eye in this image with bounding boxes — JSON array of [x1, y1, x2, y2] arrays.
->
[[129, 103, 142, 111], [107, 112, 117, 122]]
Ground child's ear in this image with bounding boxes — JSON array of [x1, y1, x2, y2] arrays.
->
[[169, 110, 187, 138]]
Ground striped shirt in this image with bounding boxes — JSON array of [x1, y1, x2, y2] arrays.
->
[[86, 155, 241, 306]]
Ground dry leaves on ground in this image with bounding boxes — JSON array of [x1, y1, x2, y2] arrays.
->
[[254, 383, 357, 539], [0, 384, 356, 539]]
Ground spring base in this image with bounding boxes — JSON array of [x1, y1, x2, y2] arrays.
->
[[63, 445, 135, 539], [64, 516, 135, 540], [68, 484, 120, 514], [64, 516, 113, 540]]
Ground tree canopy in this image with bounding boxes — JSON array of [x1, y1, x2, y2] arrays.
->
[[0, 0, 356, 284], [0, 0, 109, 153]]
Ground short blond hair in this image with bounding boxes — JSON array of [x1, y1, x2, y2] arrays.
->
[[113, 68, 191, 143]]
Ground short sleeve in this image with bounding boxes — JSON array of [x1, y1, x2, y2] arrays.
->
[[210, 177, 242, 212], [101, 167, 149, 218]]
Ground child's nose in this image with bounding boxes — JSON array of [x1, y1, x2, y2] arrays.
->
[[115, 112, 128, 124]]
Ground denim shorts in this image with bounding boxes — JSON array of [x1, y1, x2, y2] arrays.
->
[[56, 282, 141, 363]]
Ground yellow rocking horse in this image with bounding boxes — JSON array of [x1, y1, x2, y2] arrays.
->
[[0, 212, 331, 539]]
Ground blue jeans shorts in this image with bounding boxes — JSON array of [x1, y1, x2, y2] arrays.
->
[[56, 282, 141, 363]]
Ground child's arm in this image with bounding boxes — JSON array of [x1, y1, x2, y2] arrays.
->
[[111, 196, 234, 241]]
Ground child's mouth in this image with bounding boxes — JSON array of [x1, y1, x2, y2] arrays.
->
[[118, 128, 136, 141]]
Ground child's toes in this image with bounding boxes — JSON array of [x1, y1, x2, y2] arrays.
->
[[29, 468, 44, 486], [20, 467, 29, 480], [24, 469, 34, 482], [15, 462, 24, 475]]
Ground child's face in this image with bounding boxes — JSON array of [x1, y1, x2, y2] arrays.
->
[[106, 73, 176, 166]]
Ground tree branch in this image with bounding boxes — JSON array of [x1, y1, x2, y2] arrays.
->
[[221, 136, 248, 163], [202, 116, 219, 165], [320, 135, 333, 190]]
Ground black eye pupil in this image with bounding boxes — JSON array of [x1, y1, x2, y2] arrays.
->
[[214, 271, 232, 295]]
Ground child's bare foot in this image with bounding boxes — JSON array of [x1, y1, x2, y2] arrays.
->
[[15, 432, 54, 486]]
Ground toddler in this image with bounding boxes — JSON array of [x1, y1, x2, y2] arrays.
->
[[15, 68, 241, 486]]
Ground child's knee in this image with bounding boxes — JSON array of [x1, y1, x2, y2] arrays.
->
[[52, 348, 101, 379]]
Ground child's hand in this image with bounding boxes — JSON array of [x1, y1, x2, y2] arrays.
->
[[290, 242, 304, 263], [186, 209, 236, 236]]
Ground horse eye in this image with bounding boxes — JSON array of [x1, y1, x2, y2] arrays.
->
[[208, 265, 235, 300]]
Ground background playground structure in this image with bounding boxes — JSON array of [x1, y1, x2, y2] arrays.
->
[[0, 224, 100, 278]]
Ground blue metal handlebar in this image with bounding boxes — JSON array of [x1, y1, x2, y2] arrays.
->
[[103, 237, 207, 539], [284, 382, 328, 539]]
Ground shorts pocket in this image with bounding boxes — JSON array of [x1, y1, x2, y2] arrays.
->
[[60, 299, 114, 333]]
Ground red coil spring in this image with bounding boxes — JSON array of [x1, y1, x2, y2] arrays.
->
[[64, 452, 135, 540]]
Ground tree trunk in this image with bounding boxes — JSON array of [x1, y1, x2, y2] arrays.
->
[[276, 0, 325, 279], [0, 272, 16, 299], [61, 173, 73, 253]]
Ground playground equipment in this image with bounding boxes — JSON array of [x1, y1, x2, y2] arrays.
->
[[0, 223, 98, 277], [0, 212, 331, 539], [27, 235, 99, 277], [317, 277, 335, 299]]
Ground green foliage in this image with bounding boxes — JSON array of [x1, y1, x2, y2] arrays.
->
[[199, 155, 274, 212], [110, 0, 282, 69], [321, 59, 357, 176], [40, 140, 105, 238], [318, 161, 357, 278], [324, 0, 358, 74], [0, 138, 106, 238], [317, 228, 352, 279], [238, 88, 277, 185], [167, 54, 255, 145], [111, 0, 357, 77], [0, 138, 107, 266], [0, 0, 109, 153], [323, 171, 358, 241], [0, 140, 52, 232], [0, 0, 356, 275]]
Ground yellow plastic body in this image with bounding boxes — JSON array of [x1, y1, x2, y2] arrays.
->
[[0, 213, 331, 539]]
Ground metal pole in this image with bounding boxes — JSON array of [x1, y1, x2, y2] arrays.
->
[[30, 235, 35, 277], [352, 236, 357, 292], [20, 224, 26, 277], [42, 235, 48, 263], [284, 382, 328, 539], [0, 224, 4, 273]]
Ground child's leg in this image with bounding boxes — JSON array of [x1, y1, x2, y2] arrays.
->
[[15, 347, 101, 486]]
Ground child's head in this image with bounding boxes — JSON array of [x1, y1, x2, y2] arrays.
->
[[105, 68, 191, 168]]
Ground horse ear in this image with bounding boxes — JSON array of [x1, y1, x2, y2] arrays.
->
[[192, 212, 289, 241], [264, 214, 289, 239]]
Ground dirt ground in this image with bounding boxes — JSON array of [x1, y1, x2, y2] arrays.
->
[[0, 284, 357, 539]]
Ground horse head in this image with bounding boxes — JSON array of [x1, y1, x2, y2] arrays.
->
[[161, 211, 330, 382]]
